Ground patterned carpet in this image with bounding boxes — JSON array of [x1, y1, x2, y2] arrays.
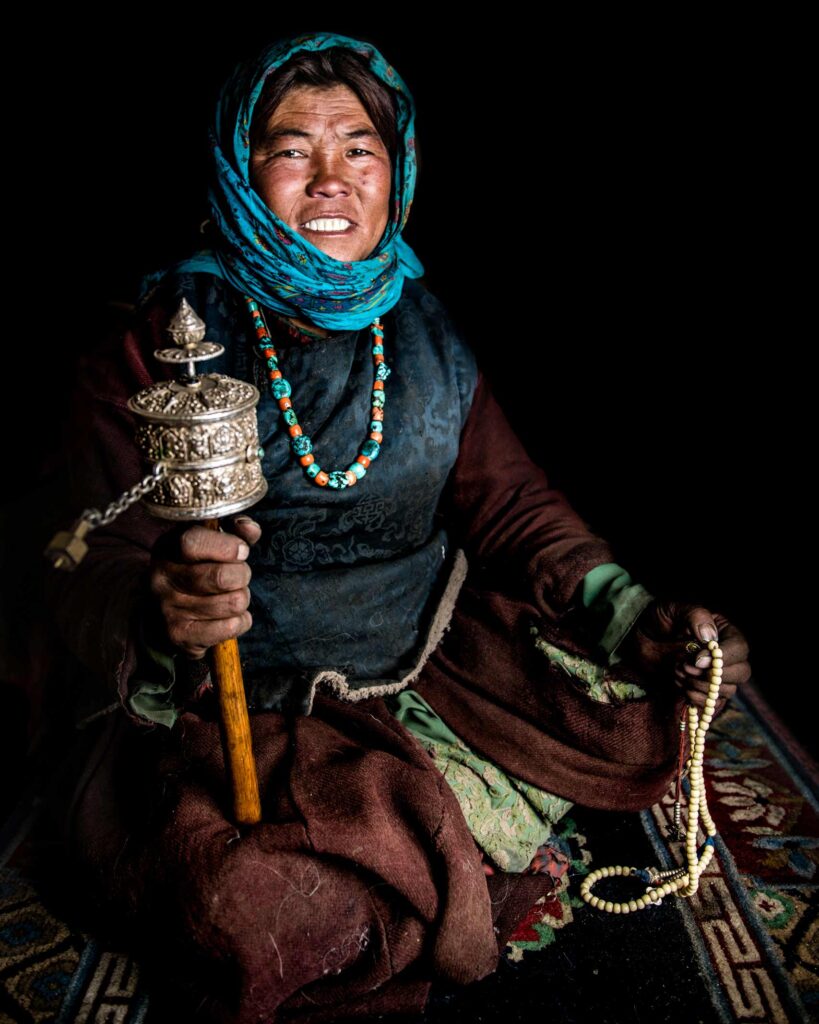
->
[[1, 681, 816, 1023]]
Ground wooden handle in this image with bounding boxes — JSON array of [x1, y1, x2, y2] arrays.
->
[[204, 518, 261, 825], [210, 635, 262, 824]]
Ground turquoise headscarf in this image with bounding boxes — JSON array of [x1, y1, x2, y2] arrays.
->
[[139, 32, 424, 330]]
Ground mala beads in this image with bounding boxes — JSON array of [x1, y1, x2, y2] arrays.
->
[[243, 296, 389, 489], [580, 639, 724, 913]]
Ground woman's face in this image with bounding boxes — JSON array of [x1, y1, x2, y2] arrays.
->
[[250, 83, 391, 263]]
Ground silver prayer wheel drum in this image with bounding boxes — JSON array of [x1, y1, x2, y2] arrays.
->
[[127, 299, 268, 520]]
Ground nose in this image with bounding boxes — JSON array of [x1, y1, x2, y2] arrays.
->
[[306, 151, 351, 198]]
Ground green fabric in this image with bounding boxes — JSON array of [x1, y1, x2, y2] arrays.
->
[[127, 661, 178, 727], [127, 619, 181, 728], [385, 688, 573, 872], [529, 628, 647, 702], [384, 597, 655, 873], [581, 562, 656, 666]]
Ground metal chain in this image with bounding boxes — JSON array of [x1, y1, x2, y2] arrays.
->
[[82, 463, 168, 529]]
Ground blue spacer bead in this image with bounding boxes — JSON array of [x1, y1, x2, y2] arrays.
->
[[348, 461, 366, 479], [283, 409, 298, 427], [372, 391, 385, 408], [271, 379, 291, 399], [327, 471, 349, 489], [704, 836, 716, 848], [361, 439, 381, 460], [291, 435, 313, 456], [306, 463, 321, 479], [375, 363, 390, 381], [372, 344, 384, 355]]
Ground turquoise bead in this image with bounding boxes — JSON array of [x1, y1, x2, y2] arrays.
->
[[283, 409, 298, 427], [372, 344, 384, 355], [266, 356, 278, 369], [247, 300, 259, 312], [362, 439, 381, 460], [291, 435, 313, 456], [375, 363, 390, 381], [327, 471, 349, 489], [348, 462, 366, 479], [306, 463, 321, 479], [271, 379, 291, 399], [370, 421, 382, 434], [372, 391, 385, 408]]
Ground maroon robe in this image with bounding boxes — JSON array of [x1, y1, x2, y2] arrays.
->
[[46, 289, 688, 1023]]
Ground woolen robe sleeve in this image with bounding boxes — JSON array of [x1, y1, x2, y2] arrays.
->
[[437, 367, 654, 656]]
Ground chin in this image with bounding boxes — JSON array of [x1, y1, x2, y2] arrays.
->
[[317, 244, 369, 262], [296, 230, 371, 263]]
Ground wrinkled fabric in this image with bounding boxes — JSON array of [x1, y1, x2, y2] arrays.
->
[[67, 693, 502, 1023], [386, 687, 573, 873], [139, 32, 423, 329], [47, 268, 695, 1022]]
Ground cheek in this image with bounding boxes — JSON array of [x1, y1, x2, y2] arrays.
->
[[252, 167, 301, 218], [362, 167, 392, 221]]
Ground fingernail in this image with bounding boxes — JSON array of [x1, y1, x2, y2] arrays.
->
[[237, 543, 249, 560], [697, 623, 718, 642], [696, 654, 710, 668], [236, 516, 253, 525]]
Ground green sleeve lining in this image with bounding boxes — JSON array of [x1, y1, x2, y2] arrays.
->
[[127, 615, 183, 729], [581, 563, 655, 666]]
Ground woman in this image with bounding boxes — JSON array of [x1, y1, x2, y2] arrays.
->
[[49, 31, 750, 1023]]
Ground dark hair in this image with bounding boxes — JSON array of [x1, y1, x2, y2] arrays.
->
[[248, 47, 398, 163]]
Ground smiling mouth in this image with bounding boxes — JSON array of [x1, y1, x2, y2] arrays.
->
[[300, 217, 355, 234]]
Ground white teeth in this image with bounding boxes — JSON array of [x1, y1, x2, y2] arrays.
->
[[302, 218, 352, 232]]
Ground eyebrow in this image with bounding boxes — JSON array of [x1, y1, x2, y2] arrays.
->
[[258, 126, 382, 147]]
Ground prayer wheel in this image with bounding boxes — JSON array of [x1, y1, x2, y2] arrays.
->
[[47, 297, 267, 827]]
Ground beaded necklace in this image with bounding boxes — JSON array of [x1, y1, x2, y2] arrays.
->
[[244, 296, 389, 489], [581, 639, 724, 913]]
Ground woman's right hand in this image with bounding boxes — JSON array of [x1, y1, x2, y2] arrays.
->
[[149, 515, 262, 659]]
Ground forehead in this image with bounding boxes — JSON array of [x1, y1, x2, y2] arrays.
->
[[264, 83, 374, 127]]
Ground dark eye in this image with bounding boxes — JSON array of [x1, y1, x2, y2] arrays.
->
[[348, 148, 372, 156]]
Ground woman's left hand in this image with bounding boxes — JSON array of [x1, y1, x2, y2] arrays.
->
[[618, 600, 751, 708]]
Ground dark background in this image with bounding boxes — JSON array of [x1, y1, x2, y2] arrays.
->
[[2, 14, 809, 772]]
